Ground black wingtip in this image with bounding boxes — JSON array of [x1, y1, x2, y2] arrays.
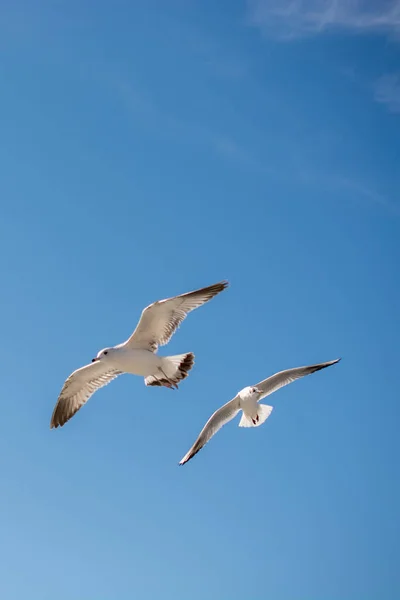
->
[[319, 358, 341, 367], [319, 358, 341, 370], [210, 280, 229, 293]]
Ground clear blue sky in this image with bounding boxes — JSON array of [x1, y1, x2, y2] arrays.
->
[[1, 2, 399, 599]]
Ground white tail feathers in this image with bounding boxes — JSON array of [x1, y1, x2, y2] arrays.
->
[[145, 353, 195, 388], [238, 404, 273, 428]]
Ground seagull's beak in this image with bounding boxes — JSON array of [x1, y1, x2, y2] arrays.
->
[[254, 388, 262, 394], [91, 357, 99, 363]]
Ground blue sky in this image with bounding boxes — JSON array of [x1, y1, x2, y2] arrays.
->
[[1, 1, 399, 598]]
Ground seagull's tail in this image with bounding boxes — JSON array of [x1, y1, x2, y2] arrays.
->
[[238, 404, 273, 428], [145, 353, 195, 389]]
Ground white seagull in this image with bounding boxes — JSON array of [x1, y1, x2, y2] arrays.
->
[[179, 358, 340, 465], [50, 280, 228, 429]]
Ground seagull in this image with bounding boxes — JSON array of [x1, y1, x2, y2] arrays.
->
[[179, 358, 340, 465], [50, 280, 228, 429]]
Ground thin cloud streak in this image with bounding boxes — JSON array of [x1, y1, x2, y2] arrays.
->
[[110, 75, 268, 174], [247, 0, 400, 39], [299, 168, 400, 215], [374, 73, 400, 113], [115, 77, 399, 215], [106, 73, 398, 216]]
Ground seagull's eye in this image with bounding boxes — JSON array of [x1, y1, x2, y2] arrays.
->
[[104, 351, 108, 355]]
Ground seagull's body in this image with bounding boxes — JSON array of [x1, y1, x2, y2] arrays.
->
[[179, 358, 340, 465], [102, 346, 164, 376], [50, 280, 228, 429], [235, 385, 270, 425]]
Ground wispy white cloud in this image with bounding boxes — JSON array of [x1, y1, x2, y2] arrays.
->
[[111, 75, 265, 172], [299, 168, 400, 215], [374, 73, 400, 112], [247, 0, 400, 39], [114, 77, 399, 214], [330, 174, 400, 215]]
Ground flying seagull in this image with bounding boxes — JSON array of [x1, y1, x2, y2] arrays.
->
[[179, 358, 340, 465], [50, 280, 228, 429]]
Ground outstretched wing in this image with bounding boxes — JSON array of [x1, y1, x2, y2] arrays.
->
[[179, 396, 240, 465], [125, 280, 228, 352], [50, 361, 123, 429], [254, 359, 340, 401]]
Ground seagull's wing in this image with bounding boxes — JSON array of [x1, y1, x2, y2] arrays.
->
[[179, 396, 240, 465], [50, 361, 123, 429], [254, 358, 340, 401], [125, 280, 228, 352]]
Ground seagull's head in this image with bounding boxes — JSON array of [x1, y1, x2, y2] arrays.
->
[[92, 347, 114, 363], [240, 386, 262, 399]]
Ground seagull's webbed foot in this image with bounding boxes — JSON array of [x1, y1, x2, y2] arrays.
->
[[158, 368, 178, 390], [163, 380, 178, 390]]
